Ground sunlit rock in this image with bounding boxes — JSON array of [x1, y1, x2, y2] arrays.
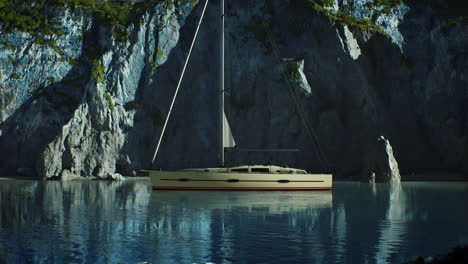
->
[[60, 169, 80, 181], [336, 26, 361, 60], [368, 172, 376, 183], [102, 172, 125, 181], [367, 136, 401, 183], [0, 9, 88, 123], [337, 0, 409, 50], [282, 58, 312, 95], [30, 1, 198, 179]]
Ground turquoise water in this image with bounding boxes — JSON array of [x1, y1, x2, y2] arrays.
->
[[0, 180, 467, 264]]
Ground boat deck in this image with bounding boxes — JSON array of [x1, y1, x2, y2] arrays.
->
[[147, 165, 332, 191]]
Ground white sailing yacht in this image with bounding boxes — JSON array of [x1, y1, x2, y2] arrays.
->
[[145, 0, 332, 191]]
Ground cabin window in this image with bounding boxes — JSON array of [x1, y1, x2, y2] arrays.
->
[[251, 168, 270, 173], [226, 179, 239, 183], [231, 168, 249, 173], [178, 178, 191, 182]]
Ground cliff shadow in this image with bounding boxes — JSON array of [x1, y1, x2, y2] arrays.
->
[[396, 0, 468, 173], [121, 2, 219, 172], [0, 24, 106, 178]]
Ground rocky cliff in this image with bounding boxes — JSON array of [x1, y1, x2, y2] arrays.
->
[[0, 0, 466, 180]]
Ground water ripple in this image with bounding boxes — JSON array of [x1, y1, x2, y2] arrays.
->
[[0, 181, 468, 263]]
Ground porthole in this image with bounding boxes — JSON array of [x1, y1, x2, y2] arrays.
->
[[178, 178, 191, 182], [226, 179, 239, 183]]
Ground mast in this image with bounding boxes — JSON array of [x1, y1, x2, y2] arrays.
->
[[219, 0, 225, 167]]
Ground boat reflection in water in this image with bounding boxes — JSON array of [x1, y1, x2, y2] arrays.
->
[[151, 190, 332, 211], [149, 190, 334, 264]]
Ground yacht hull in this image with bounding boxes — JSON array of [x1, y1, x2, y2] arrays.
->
[[148, 170, 332, 191]]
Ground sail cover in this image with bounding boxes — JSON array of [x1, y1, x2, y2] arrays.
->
[[223, 111, 236, 148]]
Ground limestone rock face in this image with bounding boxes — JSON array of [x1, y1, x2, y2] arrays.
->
[[60, 169, 80, 181], [282, 59, 312, 95], [0, 1, 198, 179], [336, 26, 362, 60], [101, 173, 125, 181], [0, 9, 87, 123], [367, 136, 401, 183], [335, 0, 409, 49], [0, 0, 466, 180]]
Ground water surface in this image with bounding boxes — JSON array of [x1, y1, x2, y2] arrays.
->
[[0, 180, 467, 263]]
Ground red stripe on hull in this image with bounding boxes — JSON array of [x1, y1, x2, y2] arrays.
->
[[152, 187, 332, 191]]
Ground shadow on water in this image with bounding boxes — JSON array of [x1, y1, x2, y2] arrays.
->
[[0, 180, 467, 263]]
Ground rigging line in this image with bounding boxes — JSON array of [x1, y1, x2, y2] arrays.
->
[[268, 63, 328, 170], [260, 23, 327, 167], [287, 65, 330, 170], [261, 22, 316, 153], [261, 20, 331, 172], [151, 0, 210, 166], [287, 74, 330, 170]]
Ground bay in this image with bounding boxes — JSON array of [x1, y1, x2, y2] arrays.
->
[[0, 179, 467, 264]]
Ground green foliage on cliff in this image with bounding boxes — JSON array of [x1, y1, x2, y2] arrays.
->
[[103, 91, 115, 111], [47, 77, 55, 85], [150, 61, 158, 72], [288, 62, 301, 82], [0, 0, 60, 35], [364, 0, 407, 15], [0, 41, 15, 51], [156, 48, 164, 59], [306, 0, 383, 34], [30, 87, 44, 101], [0, 0, 167, 45], [8, 73, 20, 79], [305, 0, 406, 35], [442, 16, 468, 27], [91, 59, 106, 84], [0, 0, 194, 84], [440, 16, 468, 35]]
